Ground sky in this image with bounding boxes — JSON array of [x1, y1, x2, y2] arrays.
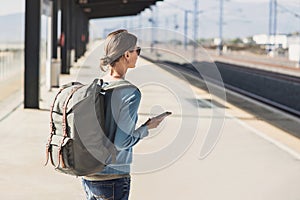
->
[[0, 0, 299, 40], [91, 0, 300, 39], [0, 0, 24, 16]]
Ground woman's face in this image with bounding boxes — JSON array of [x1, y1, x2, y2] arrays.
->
[[127, 46, 140, 68]]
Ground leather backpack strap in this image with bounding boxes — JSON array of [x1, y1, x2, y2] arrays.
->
[[56, 85, 84, 169], [45, 87, 64, 166]]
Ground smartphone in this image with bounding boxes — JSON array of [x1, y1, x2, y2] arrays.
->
[[153, 111, 172, 119], [143, 111, 172, 126], [143, 111, 172, 125]]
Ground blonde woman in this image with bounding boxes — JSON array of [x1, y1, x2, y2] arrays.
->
[[81, 30, 168, 200]]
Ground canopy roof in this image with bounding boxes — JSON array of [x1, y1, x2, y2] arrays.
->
[[76, 0, 163, 19]]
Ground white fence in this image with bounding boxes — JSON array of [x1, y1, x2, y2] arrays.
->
[[0, 47, 23, 81]]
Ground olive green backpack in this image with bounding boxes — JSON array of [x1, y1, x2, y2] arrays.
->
[[44, 78, 132, 176]]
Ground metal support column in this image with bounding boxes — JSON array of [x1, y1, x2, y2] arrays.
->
[[75, 9, 82, 59], [24, 0, 41, 108], [70, 1, 76, 65], [84, 17, 88, 55], [52, 0, 58, 59], [74, 5, 80, 62], [83, 16, 89, 54], [60, 0, 71, 74], [75, 12, 88, 59], [86, 17, 90, 45], [81, 15, 86, 57]]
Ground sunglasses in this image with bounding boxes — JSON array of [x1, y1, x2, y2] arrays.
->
[[130, 47, 141, 56]]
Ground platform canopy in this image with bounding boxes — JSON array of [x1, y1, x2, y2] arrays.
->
[[76, 0, 162, 19], [25, 0, 163, 109]]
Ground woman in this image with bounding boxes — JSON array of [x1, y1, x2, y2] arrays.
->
[[81, 30, 166, 200]]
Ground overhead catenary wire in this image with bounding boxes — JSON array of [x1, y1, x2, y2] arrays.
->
[[277, 3, 300, 19]]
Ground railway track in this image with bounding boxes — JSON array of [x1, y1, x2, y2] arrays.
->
[[214, 61, 300, 117], [157, 59, 300, 118]]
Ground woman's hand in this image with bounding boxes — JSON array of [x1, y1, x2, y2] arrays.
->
[[144, 112, 172, 129], [144, 117, 165, 129]]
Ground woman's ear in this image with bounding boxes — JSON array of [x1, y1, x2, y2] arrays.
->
[[124, 51, 130, 58], [124, 51, 130, 62]]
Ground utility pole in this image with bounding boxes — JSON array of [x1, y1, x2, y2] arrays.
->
[[193, 0, 199, 43], [173, 14, 178, 45], [184, 10, 194, 50], [184, 10, 189, 50], [268, 0, 273, 52], [274, 0, 277, 48], [123, 19, 128, 29], [162, 1, 200, 52], [149, 6, 156, 52], [193, 0, 199, 60], [218, 0, 224, 56], [138, 14, 142, 39], [268, 0, 278, 55]]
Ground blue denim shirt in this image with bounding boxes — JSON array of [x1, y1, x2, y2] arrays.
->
[[95, 81, 149, 175]]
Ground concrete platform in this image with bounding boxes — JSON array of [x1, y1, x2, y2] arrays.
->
[[0, 41, 300, 199]]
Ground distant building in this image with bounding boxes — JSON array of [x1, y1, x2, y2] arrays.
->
[[213, 38, 222, 46], [242, 37, 252, 44], [252, 34, 288, 48], [289, 44, 300, 62], [288, 36, 300, 62], [287, 35, 300, 47], [253, 34, 300, 62]]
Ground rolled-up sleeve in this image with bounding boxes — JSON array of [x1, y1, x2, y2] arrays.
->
[[113, 88, 149, 151]]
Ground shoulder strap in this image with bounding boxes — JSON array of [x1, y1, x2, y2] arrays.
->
[[101, 79, 133, 91], [61, 81, 83, 89]]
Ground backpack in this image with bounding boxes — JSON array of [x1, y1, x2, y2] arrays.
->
[[44, 78, 132, 176]]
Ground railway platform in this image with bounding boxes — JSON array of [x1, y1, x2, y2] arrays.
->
[[0, 41, 300, 199]]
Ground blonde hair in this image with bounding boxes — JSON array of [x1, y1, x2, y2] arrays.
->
[[100, 29, 137, 71]]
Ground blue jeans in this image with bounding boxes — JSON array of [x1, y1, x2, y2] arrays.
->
[[82, 177, 131, 200]]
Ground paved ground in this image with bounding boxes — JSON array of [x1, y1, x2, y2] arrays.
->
[[0, 41, 300, 199]]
